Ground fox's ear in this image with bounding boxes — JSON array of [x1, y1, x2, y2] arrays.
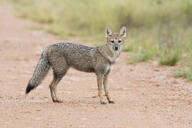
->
[[105, 27, 112, 37], [120, 26, 126, 37]]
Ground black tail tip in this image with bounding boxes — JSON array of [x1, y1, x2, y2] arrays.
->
[[26, 84, 35, 94]]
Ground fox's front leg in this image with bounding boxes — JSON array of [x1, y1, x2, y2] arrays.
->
[[96, 74, 106, 104], [104, 74, 115, 104]]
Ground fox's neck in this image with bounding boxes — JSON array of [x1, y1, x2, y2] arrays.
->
[[99, 44, 121, 64]]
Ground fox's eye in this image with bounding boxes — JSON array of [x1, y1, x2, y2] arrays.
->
[[110, 40, 114, 43], [118, 40, 122, 43]]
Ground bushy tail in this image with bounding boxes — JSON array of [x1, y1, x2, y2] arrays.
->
[[26, 52, 50, 94]]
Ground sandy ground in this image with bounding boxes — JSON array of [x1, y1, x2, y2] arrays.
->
[[0, 2, 192, 128]]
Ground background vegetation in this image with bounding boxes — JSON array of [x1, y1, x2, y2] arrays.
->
[[10, 0, 192, 81]]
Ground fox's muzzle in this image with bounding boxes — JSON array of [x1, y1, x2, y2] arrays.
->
[[113, 45, 119, 51]]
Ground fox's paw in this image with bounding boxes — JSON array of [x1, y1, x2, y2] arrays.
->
[[108, 100, 115, 104], [53, 99, 63, 103], [100, 101, 107, 104]]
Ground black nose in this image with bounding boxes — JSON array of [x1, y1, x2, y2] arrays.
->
[[114, 46, 118, 51]]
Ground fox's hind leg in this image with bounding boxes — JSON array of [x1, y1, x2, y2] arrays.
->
[[49, 75, 62, 103], [49, 78, 58, 102], [50, 70, 69, 103], [48, 53, 69, 103]]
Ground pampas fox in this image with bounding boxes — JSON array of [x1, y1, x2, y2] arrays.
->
[[26, 27, 126, 104]]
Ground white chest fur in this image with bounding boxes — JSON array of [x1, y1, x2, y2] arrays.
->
[[106, 65, 114, 72], [107, 51, 120, 63], [110, 65, 114, 70]]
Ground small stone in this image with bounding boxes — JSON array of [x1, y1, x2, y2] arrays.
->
[[155, 84, 160, 87]]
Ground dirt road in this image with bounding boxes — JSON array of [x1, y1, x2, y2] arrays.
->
[[0, 2, 192, 128]]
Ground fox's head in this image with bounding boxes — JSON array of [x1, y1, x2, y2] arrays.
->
[[105, 26, 126, 52]]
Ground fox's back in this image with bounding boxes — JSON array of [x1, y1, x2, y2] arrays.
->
[[46, 42, 101, 72]]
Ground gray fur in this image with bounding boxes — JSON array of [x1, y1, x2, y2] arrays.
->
[[27, 50, 50, 91], [47, 43, 111, 74]]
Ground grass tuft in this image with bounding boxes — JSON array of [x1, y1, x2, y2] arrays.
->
[[128, 50, 153, 64], [158, 49, 180, 66], [176, 66, 192, 81]]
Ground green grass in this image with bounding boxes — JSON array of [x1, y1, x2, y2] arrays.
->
[[128, 51, 154, 64], [10, 0, 192, 39], [176, 66, 192, 81], [158, 49, 181, 66], [9, 0, 192, 81]]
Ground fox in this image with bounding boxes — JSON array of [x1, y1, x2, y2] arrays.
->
[[26, 26, 126, 104]]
